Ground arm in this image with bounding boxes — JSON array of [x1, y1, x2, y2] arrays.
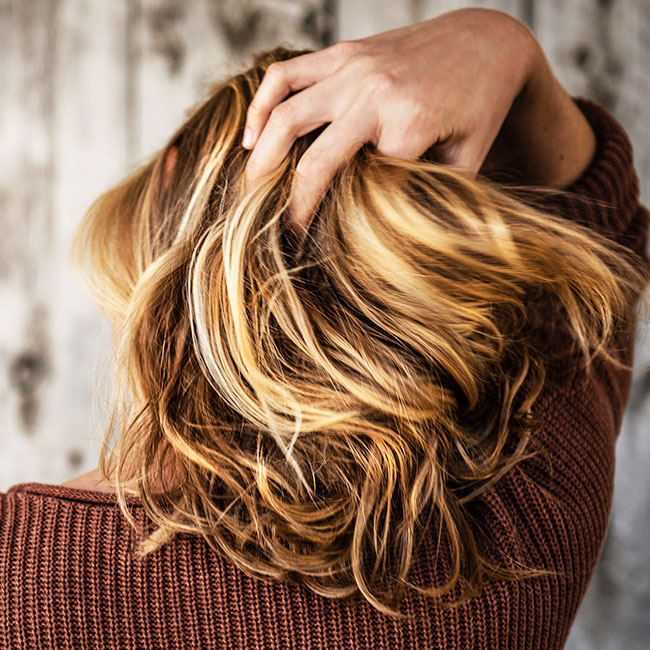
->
[[240, 9, 604, 228], [481, 35, 597, 189]]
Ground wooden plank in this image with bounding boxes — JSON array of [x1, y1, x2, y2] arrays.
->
[[45, 0, 131, 485], [1, 4, 649, 647], [0, 0, 59, 486], [133, 0, 333, 164], [336, 0, 416, 40], [417, 0, 524, 24], [337, 0, 526, 42], [0, 0, 333, 490], [0, 0, 130, 489]]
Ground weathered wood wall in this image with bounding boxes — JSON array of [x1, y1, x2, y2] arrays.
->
[[1, 1, 648, 648]]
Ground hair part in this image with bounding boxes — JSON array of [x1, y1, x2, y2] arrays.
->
[[71, 46, 650, 617]]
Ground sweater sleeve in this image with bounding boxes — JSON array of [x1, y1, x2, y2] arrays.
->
[[516, 97, 648, 556], [464, 100, 650, 648], [497, 95, 650, 545], [560, 99, 650, 436]]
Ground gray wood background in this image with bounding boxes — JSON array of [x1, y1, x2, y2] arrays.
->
[[1, 1, 648, 647]]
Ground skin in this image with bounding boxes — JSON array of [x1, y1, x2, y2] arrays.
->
[[243, 8, 595, 231], [61, 467, 114, 493], [61, 8, 596, 494]]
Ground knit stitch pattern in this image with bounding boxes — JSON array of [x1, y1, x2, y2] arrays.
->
[[1, 97, 648, 649]]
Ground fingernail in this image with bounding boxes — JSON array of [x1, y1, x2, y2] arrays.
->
[[242, 127, 253, 148]]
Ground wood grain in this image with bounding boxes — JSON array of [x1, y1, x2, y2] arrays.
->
[[0, 1, 648, 648]]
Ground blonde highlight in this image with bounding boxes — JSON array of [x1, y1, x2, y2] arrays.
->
[[72, 46, 650, 617]]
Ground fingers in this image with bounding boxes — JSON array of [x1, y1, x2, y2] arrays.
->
[[244, 77, 341, 189], [243, 42, 357, 150], [288, 109, 374, 231], [162, 146, 178, 191], [437, 135, 488, 176]]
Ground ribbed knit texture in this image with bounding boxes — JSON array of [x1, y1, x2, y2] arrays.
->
[[1, 97, 648, 650]]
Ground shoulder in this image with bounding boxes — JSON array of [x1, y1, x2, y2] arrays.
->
[[1, 480, 140, 506], [59, 467, 117, 494]]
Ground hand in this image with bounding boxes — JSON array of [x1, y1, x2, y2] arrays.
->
[[242, 8, 539, 231]]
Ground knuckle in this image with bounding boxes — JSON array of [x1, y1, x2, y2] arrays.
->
[[402, 95, 429, 126], [332, 39, 363, 59], [265, 61, 286, 81], [269, 101, 296, 128], [296, 153, 324, 181], [376, 140, 402, 158], [365, 70, 396, 96]]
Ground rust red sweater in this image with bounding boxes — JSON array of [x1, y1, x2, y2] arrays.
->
[[1, 98, 648, 649]]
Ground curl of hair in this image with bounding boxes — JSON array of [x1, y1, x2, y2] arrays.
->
[[71, 46, 650, 616]]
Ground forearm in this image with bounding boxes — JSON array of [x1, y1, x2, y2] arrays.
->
[[481, 32, 597, 188]]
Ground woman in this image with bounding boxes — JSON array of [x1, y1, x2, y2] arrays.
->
[[2, 8, 649, 649]]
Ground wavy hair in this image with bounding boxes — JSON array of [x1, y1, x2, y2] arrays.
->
[[72, 46, 650, 616]]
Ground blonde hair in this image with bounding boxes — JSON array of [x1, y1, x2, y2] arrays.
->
[[72, 46, 650, 616]]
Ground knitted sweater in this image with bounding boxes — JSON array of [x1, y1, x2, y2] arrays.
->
[[1, 97, 648, 650]]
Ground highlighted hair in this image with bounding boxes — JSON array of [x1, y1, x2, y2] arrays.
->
[[72, 47, 650, 616]]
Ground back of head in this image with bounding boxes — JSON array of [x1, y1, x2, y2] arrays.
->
[[72, 46, 649, 615]]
